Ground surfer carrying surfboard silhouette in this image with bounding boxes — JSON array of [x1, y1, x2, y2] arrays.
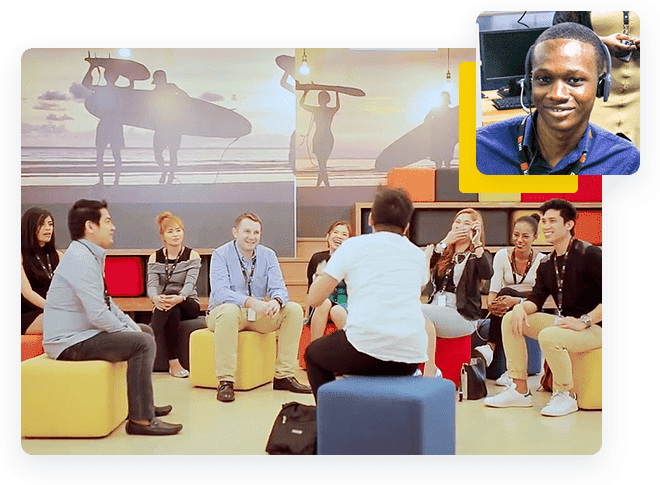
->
[[82, 60, 131, 185], [151, 70, 189, 184], [299, 88, 341, 187]]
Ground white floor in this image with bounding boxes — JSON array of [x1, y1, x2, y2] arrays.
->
[[21, 371, 601, 456]]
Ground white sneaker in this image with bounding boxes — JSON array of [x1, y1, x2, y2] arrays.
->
[[484, 384, 533, 408], [413, 368, 422, 377], [496, 371, 513, 387], [541, 391, 578, 417], [474, 344, 494, 367]]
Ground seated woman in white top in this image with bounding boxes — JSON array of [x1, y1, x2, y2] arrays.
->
[[474, 214, 545, 383]]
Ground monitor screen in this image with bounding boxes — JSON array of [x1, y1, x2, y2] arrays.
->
[[479, 27, 547, 85]]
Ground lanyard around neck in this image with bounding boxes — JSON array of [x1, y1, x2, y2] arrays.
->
[[552, 237, 574, 316], [517, 115, 591, 175], [234, 242, 256, 296], [79, 240, 112, 311], [510, 249, 533, 285]]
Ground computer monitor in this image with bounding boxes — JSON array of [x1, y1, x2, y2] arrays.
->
[[479, 27, 547, 97]]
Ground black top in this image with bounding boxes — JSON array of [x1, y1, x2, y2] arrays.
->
[[527, 239, 602, 325], [21, 247, 60, 314], [429, 250, 493, 321], [306, 250, 348, 307]]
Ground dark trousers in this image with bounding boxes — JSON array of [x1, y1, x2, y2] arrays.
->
[[150, 297, 200, 365], [488, 287, 528, 346], [305, 329, 419, 402], [58, 324, 156, 422]]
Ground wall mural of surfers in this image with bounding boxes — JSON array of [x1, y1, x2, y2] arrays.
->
[[276, 55, 296, 170], [375, 91, 459, 172], [82, 53, 252, 185], [297, 81, 365, 187]]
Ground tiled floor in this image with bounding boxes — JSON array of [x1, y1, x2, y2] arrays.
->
[[21, 371, 600, 455]]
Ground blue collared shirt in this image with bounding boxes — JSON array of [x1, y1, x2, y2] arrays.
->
[[476, 114, 640, 175], [43, 239, 141, 359], [208, 241, 289, 311]]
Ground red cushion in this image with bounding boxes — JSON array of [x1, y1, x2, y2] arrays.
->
[[298, 322, 338, 370], [104, 257, 144, 297], [21, 334, 44, 361], [432, 335, 472, 389], [565, 176, 602, 202]]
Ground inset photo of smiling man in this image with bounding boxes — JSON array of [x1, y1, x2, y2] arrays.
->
[[476, 11, 639, 175]]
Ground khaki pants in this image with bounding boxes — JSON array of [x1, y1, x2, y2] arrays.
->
[[206, 302, 304, 382], [502, 312, 602, 392]]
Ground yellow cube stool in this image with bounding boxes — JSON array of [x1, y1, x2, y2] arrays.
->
[[570, 347, 602, 410], [21, 354, 128, 438], [189, 329, 276, 391]]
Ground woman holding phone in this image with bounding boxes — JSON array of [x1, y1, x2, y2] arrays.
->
[[420, 208, 493, 376]]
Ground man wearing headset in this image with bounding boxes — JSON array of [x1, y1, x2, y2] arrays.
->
[[476, 22, 639, 175]]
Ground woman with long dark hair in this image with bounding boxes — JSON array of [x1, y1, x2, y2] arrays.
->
[[147, 211, 201, 377], [420, 208, 493, 376], [21, 208, 63, 335]]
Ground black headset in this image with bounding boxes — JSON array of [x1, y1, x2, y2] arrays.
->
[[523, 34, 612, 108]]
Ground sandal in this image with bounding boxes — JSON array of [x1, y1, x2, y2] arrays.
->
[[169, 368, 190, 378]]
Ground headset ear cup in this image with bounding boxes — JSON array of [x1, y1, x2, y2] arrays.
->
[[598, 40, 612, 101], [524, 44, 534, 107]]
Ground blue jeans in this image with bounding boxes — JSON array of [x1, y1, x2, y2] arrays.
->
[[58, 324, 156, 421]]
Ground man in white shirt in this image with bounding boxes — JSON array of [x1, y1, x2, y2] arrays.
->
[[306, 187, 429, 400]]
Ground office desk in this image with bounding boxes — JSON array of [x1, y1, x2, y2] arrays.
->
[[481, 90, 529, 126]]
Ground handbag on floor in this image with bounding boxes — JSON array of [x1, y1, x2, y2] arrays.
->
[[459, 357, 488, 401], [265, 401, 317, 455], [538, 360, 553, 392]]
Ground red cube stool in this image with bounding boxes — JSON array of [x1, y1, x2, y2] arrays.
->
[[21, 334, 45, 361], [104, 256, 144, 297], [431, 335, 472, 389], [298, 322, 338, 370]]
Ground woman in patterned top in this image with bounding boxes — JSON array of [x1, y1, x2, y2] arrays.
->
[[147, 211, 201, 378], [306, 221, 351, 341]]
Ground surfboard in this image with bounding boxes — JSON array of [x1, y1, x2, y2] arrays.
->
[[375, 106, 459, 171], [84, 88, 252, 138], [295, 81, 365, 97], [275, 55, 295, 73], [85, 55, 151, 82]]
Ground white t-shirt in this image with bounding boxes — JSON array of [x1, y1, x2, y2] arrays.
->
[[323, 231, 428, 363]]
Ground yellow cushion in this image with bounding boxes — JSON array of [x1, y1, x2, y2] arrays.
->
[[21, 354, 128, 437], [570, 347, 602, 410], [478, 193, 521, 202], [189, 329, 276, 391]]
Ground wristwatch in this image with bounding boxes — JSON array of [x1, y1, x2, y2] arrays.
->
[[273, 297, 284, 309], [436, 241, 447, 253], [580, 314, 593, 328]]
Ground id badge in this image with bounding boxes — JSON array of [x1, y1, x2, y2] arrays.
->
[[247, 308, 256, 321], [436, 293, 447, 307]]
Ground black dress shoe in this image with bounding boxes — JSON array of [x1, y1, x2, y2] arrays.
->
[[154, 405, 172, 417], [273, 376, 312, 394], [217, 380, 235, 402], [125, 418, 183, 436]]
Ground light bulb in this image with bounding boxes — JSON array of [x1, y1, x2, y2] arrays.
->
[[299, 62, 310, 76]]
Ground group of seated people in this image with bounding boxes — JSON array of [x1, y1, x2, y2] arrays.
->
[[20, 188, 602, 437]]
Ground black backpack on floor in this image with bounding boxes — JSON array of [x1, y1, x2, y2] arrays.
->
[[265, 401, 317, 455]]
